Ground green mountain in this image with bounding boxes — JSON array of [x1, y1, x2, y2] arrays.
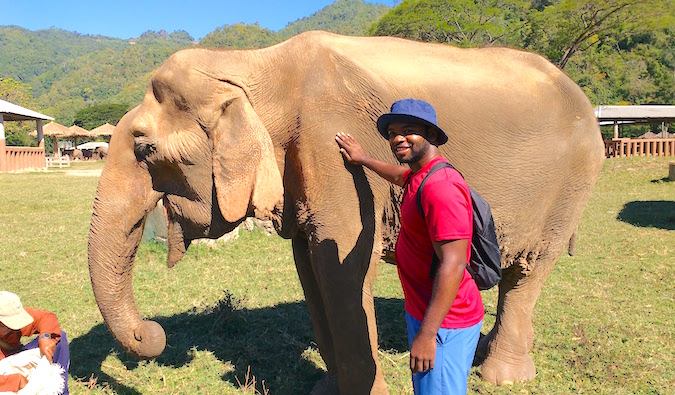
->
[[0, 27, 194, 125], [198, 0, 390, 49], [278, 0, 390, 39], [0, 0, 390, 126]]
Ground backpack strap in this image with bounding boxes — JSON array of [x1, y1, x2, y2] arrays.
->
[[416, 162, 456, 216], [415, 161, 459, 278]]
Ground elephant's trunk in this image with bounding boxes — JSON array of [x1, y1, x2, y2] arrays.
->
[[88, 139, 165, 358]]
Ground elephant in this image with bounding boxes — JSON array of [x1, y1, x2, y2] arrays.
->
[[88, 31, 605, 393], [96, 146, 108, 160], [71, 148, 84, 161]]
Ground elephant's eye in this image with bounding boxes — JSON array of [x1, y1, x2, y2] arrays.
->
[[134, 138, 156, 161]]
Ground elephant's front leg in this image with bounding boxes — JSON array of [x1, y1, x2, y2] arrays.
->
[[293, 232, 388, 395], [478, 254, 558, 385]]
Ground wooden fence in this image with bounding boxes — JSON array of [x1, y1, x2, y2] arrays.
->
[[3, 146, 46, 171], [604, 138, 675, 158]]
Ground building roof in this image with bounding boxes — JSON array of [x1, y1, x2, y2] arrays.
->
[[0, 98, 53, 121], [595, 105, 675, 126]]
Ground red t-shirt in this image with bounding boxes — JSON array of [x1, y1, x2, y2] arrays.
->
[[395, 156, 484, 329]]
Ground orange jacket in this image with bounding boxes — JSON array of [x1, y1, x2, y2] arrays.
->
[[0, 308, 61, 392]]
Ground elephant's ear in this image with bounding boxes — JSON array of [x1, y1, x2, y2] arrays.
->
[[212, 97, 283, 223]]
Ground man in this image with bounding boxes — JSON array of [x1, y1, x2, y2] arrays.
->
[[0, 291, 70, 394], [335, 98, 483, 394]]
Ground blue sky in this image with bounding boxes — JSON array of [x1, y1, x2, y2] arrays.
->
[[0, 0, 397, 40]]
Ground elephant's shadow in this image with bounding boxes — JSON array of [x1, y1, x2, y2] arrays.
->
[[69, 296, 407, 394], [617, 200, 675, 230]]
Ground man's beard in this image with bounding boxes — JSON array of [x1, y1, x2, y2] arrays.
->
[[396, 143, 429, 164]]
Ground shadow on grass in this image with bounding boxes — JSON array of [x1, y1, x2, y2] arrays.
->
[[617, 200, 675, 230], [70, 295, 406, 394]]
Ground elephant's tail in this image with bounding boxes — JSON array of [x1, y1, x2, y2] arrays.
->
[[568, 229, 577, 256]]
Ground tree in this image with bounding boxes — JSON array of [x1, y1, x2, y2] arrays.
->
[[0, 78, 39, 146], [199, 23, 280, 49], [369, 0, 529, 47], [73, 104, 130, 130], [525, 0, 672, 69], [278, 0, 391, 38]]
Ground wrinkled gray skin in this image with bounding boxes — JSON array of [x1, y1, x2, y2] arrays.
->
[[88, 31, 604, 394]]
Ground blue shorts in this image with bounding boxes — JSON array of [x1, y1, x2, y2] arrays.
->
[[406, 312, 482, 395]]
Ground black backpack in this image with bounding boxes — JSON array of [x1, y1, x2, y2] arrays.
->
[[415, 162, 502, 290]]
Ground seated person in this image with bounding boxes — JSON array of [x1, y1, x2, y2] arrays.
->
[[0, 291, 69, 394]]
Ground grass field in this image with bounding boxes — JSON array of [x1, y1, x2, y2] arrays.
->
[[1, 157, 673, 394]]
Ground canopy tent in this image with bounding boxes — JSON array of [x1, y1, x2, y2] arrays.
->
[[76, 141, 108, 150], [0, 99, 53, 172]]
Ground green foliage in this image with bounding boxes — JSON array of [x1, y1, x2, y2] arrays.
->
[[199, 23, 281, 49], [369, 0, 529, 47], [278, 0, 391, 39], [34, 38, 189, 125], [524, 0, 669, 69], [0, 0, 672, 123], [199, 1, 391, 49], [138, 29, 195, 44], [0, 77, 41, 146], [369, 0, 674, 105], [0, 27, 191, 125], [73, 104, 130, 129], [0, 77, 35, 107], [0, 27, 128, 96]]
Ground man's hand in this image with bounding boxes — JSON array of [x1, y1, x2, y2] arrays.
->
[[410, 330, 437, 373], [18, 374, 28, 390], [336, 132, 367, 165], [38, 335, 58, 363]]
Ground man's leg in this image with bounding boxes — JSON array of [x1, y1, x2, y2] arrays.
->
[[406, 312, 482, 395], [52, 331, 69, 395]]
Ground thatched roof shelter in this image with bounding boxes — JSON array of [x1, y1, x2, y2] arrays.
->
[[88, 123, 115, 138], [66, 125, 91, 148], [67, 125, 90, 137], [29, 121, 72, 157], [30, 121, 69, 137]]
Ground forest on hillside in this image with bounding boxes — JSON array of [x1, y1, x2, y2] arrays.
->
[[1, 0, 673, 147]]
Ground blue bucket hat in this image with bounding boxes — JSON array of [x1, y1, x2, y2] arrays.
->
[[377, 98, 448, 145]]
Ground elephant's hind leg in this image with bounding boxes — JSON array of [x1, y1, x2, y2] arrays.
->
[[479, 252, 558, 385]]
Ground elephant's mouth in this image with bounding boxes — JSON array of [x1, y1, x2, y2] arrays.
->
[[162, 193, 241, 268]]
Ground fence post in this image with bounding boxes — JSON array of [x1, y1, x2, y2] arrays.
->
[[0, 114, 5, 172]]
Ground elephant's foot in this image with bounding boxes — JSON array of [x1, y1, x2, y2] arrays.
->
[[310, 372, 339, 395], [479, 352, 536, 385]]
